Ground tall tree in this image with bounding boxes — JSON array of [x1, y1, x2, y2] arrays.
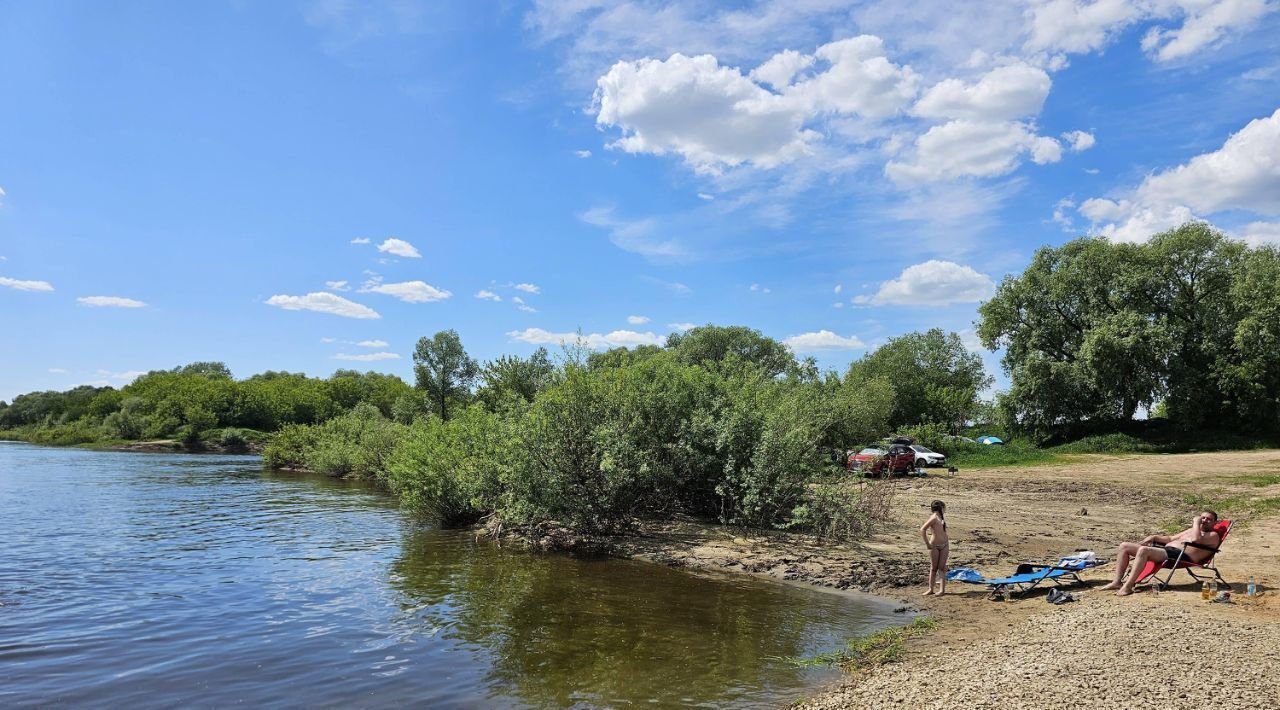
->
[[413, 330, 479, 421], [846, 329, 990, 430], [477, 347, 556, 408], [665, 325, 795, 377]]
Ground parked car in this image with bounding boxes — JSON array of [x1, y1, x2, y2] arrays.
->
[[848, 438, 917, 476], [910, 444, 946, 467]]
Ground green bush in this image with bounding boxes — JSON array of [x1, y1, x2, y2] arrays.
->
[[385, 406, 506, 527], [263, 423, 319, 470], [1051, 433, 1155, 454]]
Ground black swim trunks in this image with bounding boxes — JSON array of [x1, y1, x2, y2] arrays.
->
[[1161, 545, 1185, 561]]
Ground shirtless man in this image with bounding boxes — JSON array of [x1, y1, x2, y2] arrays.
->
[[1100, 510, 1220, 596]]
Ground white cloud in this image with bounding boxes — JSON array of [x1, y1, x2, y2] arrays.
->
[[507, 327, 665, 349], [356, 339, 388, 348], [111, 370, 147, 382], [333, 352, 400, 361], [832, 301, 845, 308], [913, 62, 1052, 121], [833, 284, 843, 293], [376, 238, 421, 258], [1142, 0, 1272, 62], [1136, 108, 1280, 215], [783, 330, 866, 352], [748, 48, 815, 90], [594, 52, 816, 173], [886, 120, 1063, 182], [77, 296, 147, 308], [1062, 129, 1096, 151], [513, 282, 541, 294], [1241, 221, 1280, 246], [627, 314, 650, 324], [1080, 109, 1280, 241], [476, 289, 502, 302], [1023, 0, 1140, 56], [0, 277, 54, 292], [48, 368, 68, 374], [696, 192, 715, 200], [350, 237, 370, 244], [266, 292, 381, 319], [750, 283, 771, 293], [668, 322, 698, 331], [360, 280, 452, 303], [576, 149, 592, 158], [325, 280, 350, 291], [580, 206, 687, 258], [866, 260, 997, 305]]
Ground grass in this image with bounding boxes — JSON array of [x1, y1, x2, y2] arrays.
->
[[1235, 474, 1280, 487], [777, 616, 938, 671]]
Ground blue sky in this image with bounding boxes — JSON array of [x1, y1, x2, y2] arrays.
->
[[2, 0, 1279, 402]]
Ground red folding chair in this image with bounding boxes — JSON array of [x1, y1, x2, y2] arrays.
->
[[1133, 520, 1232, 590]]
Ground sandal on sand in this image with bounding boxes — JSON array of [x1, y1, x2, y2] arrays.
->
[[1053, 592, 1077, 605]]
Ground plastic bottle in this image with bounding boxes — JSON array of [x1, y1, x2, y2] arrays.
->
[[1210, 580, 1218, 597], [1201, 581, 1210, 600], [1248, 576, 1256, 597]]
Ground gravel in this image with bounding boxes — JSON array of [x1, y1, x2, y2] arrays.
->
[[800, 596, 1279, 710]]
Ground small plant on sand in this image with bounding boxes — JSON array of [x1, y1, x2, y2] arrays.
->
[[778, 616, 937, 671]]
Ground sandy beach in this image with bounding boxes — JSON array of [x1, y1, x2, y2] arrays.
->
[[621, 450, 1280, 708]]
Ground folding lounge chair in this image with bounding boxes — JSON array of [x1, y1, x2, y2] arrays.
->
[[948, 557, 1106, 599], [1133, 519, 1232, 591]]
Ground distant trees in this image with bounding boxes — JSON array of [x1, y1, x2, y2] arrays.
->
[[979, 222, 1280, 438], [846, 328, 990, 431]]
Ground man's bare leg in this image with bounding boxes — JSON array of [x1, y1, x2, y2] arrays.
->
[[1118, 547, 1167, 596], [1100, 542, 1141, 591]]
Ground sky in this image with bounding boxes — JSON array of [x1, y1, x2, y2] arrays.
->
[[2, 0, 1279, 402]]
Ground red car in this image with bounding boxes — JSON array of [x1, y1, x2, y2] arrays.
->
[[847, 439, 918, 476]]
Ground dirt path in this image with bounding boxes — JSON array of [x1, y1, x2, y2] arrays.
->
[[619, 450, 1280, 708]]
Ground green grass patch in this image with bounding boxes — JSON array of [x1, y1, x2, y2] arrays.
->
[[777, 616, 938, 671], [1235, 474, 1280, 487], [947, 442, 1060, 469]]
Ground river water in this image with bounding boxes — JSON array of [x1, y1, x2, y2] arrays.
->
[[0, 442, 901, 708]]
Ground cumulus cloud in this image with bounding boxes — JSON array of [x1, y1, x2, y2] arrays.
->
[[627, 315, 650, 324], [865, 260, 997, 305], [0, 277, 54, 292], [782, 330, 866, 352], [333, 352, 400, 361], [475, 290, 502, 302], [1080, 109, 1280, 241], [886, 120, 1063, 182], [360, 280, 452, 303], [77, 296, 147, 308], [1023, 0, 1140, 56], [513, 283, 541, 294], [576, 149, 592, 158], [357, 339, 388, 348], [350, 237, 370, 244], [325, 280, 350, 291], [668, 322, 698, 331], [376, 238, 421, 258], [1062, 129, 1096, 151], [913, 62, 1052, 121], [595, 53, 816, 173], [507, 327, 665, 349], [266, 292, 381, 319], [750, 283, 771, 293], [1142, 0, 1272, 62]]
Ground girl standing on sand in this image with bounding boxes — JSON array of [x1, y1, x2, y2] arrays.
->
[[921, 500, 949, 596]]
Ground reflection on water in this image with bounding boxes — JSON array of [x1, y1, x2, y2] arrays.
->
[[0, 443, 900, 708]]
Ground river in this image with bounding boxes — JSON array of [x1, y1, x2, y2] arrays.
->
[[0, 442, 901, 708]]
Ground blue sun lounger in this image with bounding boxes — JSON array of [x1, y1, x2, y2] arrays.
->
[[947, 557, 1107, 599]]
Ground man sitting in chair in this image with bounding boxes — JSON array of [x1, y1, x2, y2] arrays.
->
[[1100, 510, 1220, 597]]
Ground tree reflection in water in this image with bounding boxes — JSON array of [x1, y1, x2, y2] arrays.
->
[[388, 525, 897, 708]]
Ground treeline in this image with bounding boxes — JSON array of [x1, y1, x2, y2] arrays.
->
[[980, 222, 1280, 441], [0, 363, 415, 447], [265, 326, 990, 539]]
